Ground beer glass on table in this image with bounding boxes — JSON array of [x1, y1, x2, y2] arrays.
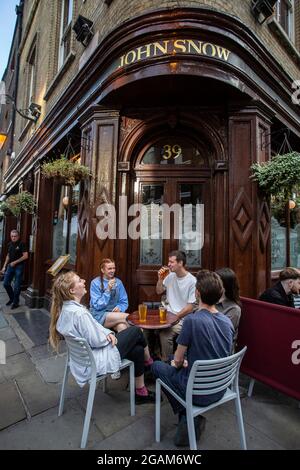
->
[[138, 303, 147, 322]]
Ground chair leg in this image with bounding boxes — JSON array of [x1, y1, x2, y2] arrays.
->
[[129, 362, 135, 416], [235, 397, 247, 450], [58, 362, 70, 416], [247, 378, 255, 397], [81, 380, 96, 449], [155, 380, 161, 442], [186, 412, 197, 450]]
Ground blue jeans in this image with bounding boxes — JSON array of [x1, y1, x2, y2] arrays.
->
[[3, 264, 24, 305], [152, 361, 187, 415]]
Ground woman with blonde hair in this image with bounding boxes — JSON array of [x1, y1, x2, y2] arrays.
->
[[49, 271, 155, 403], [90, 258, 129, 332]]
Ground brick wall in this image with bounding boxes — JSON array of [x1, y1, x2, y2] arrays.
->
[[12, 0, 300, 158]]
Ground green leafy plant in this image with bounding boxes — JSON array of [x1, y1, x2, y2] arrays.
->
[[250, 151, 300, 202], [41, 156, 91, 186], [0, 191, 36, 217]]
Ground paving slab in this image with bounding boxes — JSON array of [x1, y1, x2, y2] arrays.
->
[[10, 309, 50, 346], [5, 338, 24, 357], [239, 395, 300, 449], [92, 404, 175, 450], [34, 353, 67, 383], [0, 382, 26, 431], [0, 326, 16, 341], [0, 399, 104, 449], [1, 352, 35, 381], [16, 371, 61, 417], [0, 312, 8, 329], [28, 342, 66, 362]]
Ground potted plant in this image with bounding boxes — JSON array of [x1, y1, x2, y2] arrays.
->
[[250, 151, 300, 203], [41, 155, 91, 186], [0, 191, 36, 217]]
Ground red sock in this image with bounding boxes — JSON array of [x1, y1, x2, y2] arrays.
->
[[136, 385, 149, 396]]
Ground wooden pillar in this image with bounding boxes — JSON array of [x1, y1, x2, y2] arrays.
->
[[24, 166, 53, 307], [77, 106, 120, 287], [228, 104, 272, 298]]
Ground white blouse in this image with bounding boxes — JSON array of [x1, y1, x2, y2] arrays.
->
[[56, 300, 121, 386]]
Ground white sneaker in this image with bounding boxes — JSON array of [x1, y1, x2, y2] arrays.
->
[[111, 371, 121, 380]]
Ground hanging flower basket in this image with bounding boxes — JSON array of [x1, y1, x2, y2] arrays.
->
[[0, 191, 36, 217], [41, 156, 91, 186], [250, 151, 300, 203]]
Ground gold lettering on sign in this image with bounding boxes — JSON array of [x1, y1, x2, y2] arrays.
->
[[202, 42, 216, 57], [118, 38, 231, 68], [187, 40, 203, 55], [137, 44, 152, 61], [173, 39, 187, 53], [162, 145, 182, 160], [153, 40, 170, 56]]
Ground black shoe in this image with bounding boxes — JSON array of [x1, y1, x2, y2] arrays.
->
[[10, 304, 20, 310], [174, 414, 206, 447], [135, 390, 156, 404], [6, 300, 13, 306]]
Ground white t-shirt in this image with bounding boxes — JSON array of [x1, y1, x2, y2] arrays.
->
[[163, 272, 196, 315]]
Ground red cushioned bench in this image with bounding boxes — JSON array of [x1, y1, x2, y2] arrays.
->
[[237, 297, 300, 401]]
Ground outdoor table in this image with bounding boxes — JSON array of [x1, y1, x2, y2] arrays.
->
[[127, 309, 179, 329]]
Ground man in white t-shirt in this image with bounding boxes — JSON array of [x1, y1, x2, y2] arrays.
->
[[156, 251, 196, 361]]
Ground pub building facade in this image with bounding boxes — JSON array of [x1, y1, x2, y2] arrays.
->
[[0, 0, 300, 309]]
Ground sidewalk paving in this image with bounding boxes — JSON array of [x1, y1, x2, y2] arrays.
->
[[0, 284, 299, 450]]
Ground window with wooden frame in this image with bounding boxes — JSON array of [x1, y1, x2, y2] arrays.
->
[[26, 44, 36, 107], [276, 0, 295, 40], [58, 0, 74, 70]]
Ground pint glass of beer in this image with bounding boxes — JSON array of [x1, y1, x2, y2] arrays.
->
[[159, 306, 167, 323], [138, 304, 147, 322], [158, 266, 170, 280]]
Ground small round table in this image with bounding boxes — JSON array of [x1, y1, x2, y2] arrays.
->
[[127, 309, 179, 329]]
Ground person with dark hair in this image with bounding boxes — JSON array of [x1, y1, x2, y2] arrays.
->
[[50, 271, 155, 404], [259, 267, 300, 307], [152, 269, 234, 446], [215, 268, 241, 347], [0, 230, 28, 309], [156, 250, 196, 361]]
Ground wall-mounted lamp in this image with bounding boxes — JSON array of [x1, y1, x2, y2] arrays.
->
[[73, 15, 94, 47], [62, 196, 69, 208], [251, 0, 278, 24], [2, 94, 41, 122]]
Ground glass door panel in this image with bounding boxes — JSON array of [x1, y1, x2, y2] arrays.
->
[[178, 183, 203, 266], [139, 183, 164, 265]]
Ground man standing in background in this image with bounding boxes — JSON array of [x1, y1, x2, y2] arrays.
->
[[1, 230, 28, 309]]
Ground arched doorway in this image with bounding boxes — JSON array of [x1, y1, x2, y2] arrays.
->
[[127, 127, 216, 307]]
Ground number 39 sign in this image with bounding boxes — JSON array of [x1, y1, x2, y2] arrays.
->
[[162, 144, 182, 160]]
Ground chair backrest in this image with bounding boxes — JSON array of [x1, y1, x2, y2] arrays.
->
[[186, 346, 247, 403], [64, 336, 96, 374]]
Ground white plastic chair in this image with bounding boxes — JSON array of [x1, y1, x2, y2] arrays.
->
[[155, 346, 247, 450], [58, 336, 135, 449]]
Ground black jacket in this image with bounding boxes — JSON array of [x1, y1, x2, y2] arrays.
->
[[259, 281, 294, 308]]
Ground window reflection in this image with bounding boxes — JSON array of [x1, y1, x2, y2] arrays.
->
[[178, 184, 203, 266], [52, 183, 79, 264], [140, 184, 163, 265], [141, 137, 207, 166]]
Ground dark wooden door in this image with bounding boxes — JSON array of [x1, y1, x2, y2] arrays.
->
[[130, 174, 212, 307]]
